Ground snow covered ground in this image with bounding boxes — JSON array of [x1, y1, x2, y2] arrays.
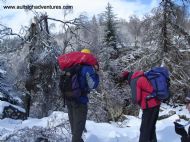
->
[[0, 103, 189, 142]]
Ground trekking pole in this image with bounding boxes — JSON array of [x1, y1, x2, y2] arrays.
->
[[63, 92, 66, 108]]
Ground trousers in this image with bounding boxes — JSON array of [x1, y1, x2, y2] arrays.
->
[[139, 105, 160, 142], [67, 101, 88, 142]]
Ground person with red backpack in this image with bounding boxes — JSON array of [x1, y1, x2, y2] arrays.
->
[[58, 49, 99, 142], [119, 70, 161, 142]]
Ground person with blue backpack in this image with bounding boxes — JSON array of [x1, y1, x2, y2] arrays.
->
[[119, 67, 170, 142], [59, 49, 99, 142]]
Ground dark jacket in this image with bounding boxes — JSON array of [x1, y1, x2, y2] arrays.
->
[[181, 135, 190, 142], [174, 114, 190, 142]]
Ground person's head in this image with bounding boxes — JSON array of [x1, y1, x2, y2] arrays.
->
[[81, 48, 91, 54], [81, 48, 99, 71], [185, 94, 190, 112]]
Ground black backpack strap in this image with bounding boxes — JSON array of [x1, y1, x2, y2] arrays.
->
[[134, 75, 152, 94], [136, 75, 155, 108], [138, 75, 152, 108], [127, 72, 133, 83], [130, 74, 144, 104]]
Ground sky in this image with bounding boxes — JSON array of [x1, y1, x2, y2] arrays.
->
[[0, 0, 160, 34]]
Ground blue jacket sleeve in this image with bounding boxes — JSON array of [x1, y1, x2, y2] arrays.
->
[[82, 66, 99, 90]]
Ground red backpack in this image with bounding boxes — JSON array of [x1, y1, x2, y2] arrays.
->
[[57, 51, 98, 70]]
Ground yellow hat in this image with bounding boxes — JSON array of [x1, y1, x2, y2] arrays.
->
[[81, 48, 91, 54]]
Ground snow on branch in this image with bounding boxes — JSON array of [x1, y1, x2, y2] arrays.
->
[[0, 24, 24, 40], [169, 21, 190, 45]]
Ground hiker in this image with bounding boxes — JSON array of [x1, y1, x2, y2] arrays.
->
[[58, 49, 99, 142], [174, 93, 190, 142], [119, 70, 161, 142]]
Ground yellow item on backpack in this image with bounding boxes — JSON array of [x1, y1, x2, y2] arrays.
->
[[81, 48, 91, 54]]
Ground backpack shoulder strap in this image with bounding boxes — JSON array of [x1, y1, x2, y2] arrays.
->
[[137, 75, 153, 95], [129, 74, 145, 104]]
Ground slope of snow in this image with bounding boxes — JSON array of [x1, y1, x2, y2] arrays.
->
[[0, 103, 189, 142]]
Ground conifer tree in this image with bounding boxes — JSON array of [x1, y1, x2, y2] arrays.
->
[[103, 3, 117, 52]]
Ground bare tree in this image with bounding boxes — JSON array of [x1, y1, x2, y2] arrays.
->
[[127, 15, 142, 47]]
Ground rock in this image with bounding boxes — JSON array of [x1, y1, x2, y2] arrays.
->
[[2, 103, 26, 120], [0, 68, 27, 120]]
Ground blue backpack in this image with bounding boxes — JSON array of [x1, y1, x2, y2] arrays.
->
[[145, 67, 170, 101]]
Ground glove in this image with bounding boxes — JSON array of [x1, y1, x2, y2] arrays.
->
[[174, 122, 188, 137]]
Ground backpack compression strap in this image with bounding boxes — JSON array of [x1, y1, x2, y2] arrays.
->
[[129, 74, 144, 104]]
